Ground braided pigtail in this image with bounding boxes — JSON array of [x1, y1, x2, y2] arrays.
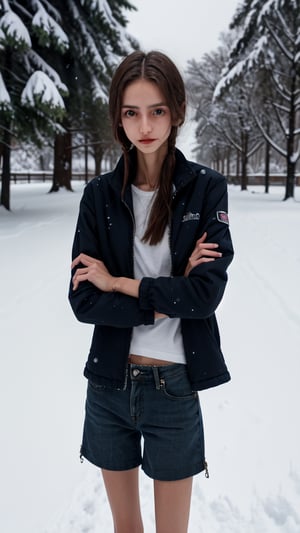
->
[[109, 51, 186, 243], [142, 128, 177, 245]]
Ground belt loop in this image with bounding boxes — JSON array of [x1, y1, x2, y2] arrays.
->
[[152, 366, 161, 390]]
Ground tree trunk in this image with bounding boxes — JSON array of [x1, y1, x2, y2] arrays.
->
[[0, 126, 11, 210], [284, 66, 296, 200], [240, 132, 248, 191], [84, 133, 89, 184], [285, 158, 296, 200], [94, 142, 104, 177], [235, 150, 240, 185], [226, 147, 231, 180], [1, 49, 12, 209], [221, 157, 225, 175], [50, 131, 73, 192], [264, 139, 270, 194]]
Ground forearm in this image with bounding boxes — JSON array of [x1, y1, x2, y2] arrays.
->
[[112, 277, 141, 298], [69, 280, 155, 327], [112, 277, 167, 319], [138, 258, 232, 320]]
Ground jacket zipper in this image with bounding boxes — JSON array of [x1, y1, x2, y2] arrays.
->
[[121, 197, 136, 272], [121, 197, 135, 390], [168, 187, 178, 276]]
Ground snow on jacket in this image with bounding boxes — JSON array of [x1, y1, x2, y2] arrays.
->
[[69, 149, 234, 391]]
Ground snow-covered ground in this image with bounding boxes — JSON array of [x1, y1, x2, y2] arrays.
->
[[0, 180, 299, 533]]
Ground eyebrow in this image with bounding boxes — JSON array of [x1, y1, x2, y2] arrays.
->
[[121, 102, 167, 109]]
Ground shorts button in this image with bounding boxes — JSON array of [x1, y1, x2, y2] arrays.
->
[[132, 369, 140, 377]]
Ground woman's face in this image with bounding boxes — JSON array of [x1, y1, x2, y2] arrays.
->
[[121, 79, 172, 156]]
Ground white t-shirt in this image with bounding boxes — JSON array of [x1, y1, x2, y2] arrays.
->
[[130, 184, 186, 364]]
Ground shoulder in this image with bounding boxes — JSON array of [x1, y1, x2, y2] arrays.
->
[[84, 154, 124, 197], [187, 160, 227, 186], [81, 166, 122, 204], [86, 170, 114, 191], [175, 149, 226, 189], [77, 172, 116, 217]]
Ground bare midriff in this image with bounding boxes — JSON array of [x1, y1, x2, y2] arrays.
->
[[128, 354, 174, 366]]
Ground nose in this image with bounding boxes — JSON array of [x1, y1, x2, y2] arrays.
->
[[140, 115, 152, 135]]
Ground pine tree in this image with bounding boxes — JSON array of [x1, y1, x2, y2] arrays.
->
[[186, 34, 263, 189], [0, 0, 137, 207], [215, 0, 300, 199], [0, 0, 68, 209], [46, 0, 137, 192]]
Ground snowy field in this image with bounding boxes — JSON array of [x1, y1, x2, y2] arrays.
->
[[0, 180, 299, 533]]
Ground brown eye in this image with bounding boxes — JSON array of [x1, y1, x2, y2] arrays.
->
[[123, 110, 136, 117], [153, 108, 164, 116]]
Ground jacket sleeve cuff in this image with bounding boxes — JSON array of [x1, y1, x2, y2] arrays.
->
[[143, 308, 155, 325], [139, 277, 154, 310]]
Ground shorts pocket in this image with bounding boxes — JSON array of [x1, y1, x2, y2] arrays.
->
[[88, 380, 106, 392], [160, 375, 198, 401]]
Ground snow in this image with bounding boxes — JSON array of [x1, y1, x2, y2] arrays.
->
[[0, 8, 32, 48], [21, 70, 65, 109], [82, 0, 133, 58], [0, 181, 300, 533], [0, 71, 11, 108], [67, 1, 106, 72], [27, 50, 68, 94], [32, 4, 69, 50], [290, 152, 300, 164], [91, 75, 108, 102], [214, 36, 269, 99], [0, 26, 5, 49]]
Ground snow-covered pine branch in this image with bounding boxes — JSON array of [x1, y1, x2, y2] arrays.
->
[[214, 36, 269, 99], [250, 103, 287, 158], [32, 2, 69, 51], [0, 71, 11, 110], [90, 75, 108, 102], [21, 70, 65, 111], [26, 50, 68, 94], [0, 8, 31, 48]]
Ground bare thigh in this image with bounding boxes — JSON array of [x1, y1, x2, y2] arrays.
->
[[101, 467, 143, 533], [154, 477, 193, 533]]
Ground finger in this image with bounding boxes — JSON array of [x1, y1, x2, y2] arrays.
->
[[186, 256, 216, 276], [73, 273, 90, 290], [72, 268, 89, 288], [195, 249, 222, 259], [197, 232, 207, 245], [198, 242, 219, 249], [71, 254, 89, 269], [193, 257, 216, 266], [71, 253, 96, 269], [190, 245, 220, 262]]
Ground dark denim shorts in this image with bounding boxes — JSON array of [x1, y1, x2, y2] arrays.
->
[[80, 363, 206, 481]]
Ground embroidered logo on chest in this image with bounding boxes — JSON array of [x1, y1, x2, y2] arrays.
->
[[182, 212, 200, 223]]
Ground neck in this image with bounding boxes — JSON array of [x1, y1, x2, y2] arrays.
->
[[135, 145, 167, 191]]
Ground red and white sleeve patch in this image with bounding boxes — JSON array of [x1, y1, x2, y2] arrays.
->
[[216, 211, 229, 224]]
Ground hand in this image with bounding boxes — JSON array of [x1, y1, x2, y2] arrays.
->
[[155, 311, 168, 320], [184, 232, 222, 276], [72, 253, 116, 292]]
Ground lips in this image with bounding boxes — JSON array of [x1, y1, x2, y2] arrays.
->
[[139, 139, 156, 144]]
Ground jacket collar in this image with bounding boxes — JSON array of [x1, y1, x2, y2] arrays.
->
[[109, 147, 197, 198]]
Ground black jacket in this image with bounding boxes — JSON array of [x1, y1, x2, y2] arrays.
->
[[69, 149, 234, 391]]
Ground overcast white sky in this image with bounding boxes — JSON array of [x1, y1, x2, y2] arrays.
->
[[126, 0, 240, 72]]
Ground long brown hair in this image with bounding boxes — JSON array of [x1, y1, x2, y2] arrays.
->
[[109, 51, 186, 244]]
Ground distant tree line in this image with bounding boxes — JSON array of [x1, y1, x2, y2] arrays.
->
[[1, 0, 299, 209], [186, 0, 300, 199], [0, 0, 137, 209]]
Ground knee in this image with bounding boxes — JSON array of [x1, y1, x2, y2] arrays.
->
[[114, 520, 143, 533]]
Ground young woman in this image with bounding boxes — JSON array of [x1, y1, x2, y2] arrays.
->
[[69, 51, 234, 533]]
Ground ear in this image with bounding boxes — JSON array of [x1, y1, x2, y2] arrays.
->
[[173, 102, 186, 127]]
